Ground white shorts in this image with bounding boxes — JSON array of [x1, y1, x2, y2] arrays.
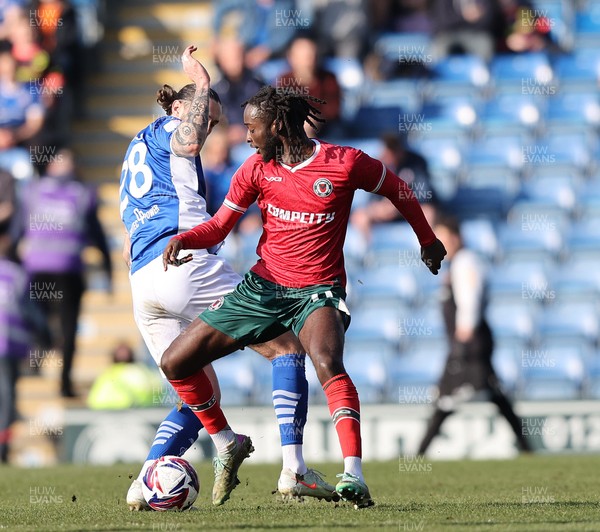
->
[[130, 249, 241, 366]]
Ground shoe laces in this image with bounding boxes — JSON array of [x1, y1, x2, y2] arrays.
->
[[305, 468, 327, 480], [336, 472, 361, 482]]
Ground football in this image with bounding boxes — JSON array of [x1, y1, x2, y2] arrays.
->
[[142, 456, 199, 511]]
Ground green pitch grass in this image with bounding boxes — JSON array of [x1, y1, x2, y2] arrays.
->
[[0, 455, 599, 531]]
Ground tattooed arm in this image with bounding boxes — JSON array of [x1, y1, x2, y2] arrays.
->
[[171, 45, 211, 157]]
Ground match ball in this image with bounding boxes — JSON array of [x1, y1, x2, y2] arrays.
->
[[142, 456, 199, 511]]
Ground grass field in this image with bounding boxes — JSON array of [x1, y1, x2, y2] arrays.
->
[[0, 455, 599, 531]]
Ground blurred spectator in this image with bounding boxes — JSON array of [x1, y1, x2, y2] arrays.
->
[[212, 37, 264, 145], [0, 168, 15, 235], [212, 0, 298, 69], [369, 0, 431, 33], [499, 0, 559, 53], [0, 40, 43, 181], [8, 11, 51, 83], [418, 216, 531, 455], [0, 228, 32, 462], [429, 0, 505, 62], [87, 342, 162, 410], [311, 0, 369, 58], [351, 132, 438, 240], [277, 31, 343, 137], [203, 128, 262, 234], [17, 148, 112, 397], [0, 0, 26, 41]]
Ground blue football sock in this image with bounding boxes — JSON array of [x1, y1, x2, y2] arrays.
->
[[146, 404, 203, 460], [272, 354, 308, 453]]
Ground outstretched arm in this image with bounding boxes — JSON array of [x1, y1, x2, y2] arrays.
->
[[171, 45, 212, 157], [162, 204, 242, 270]]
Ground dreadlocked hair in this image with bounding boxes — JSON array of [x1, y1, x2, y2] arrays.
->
[[242, 85, 325, 138]]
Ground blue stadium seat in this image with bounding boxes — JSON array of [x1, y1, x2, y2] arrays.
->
[[546, 92, 600, 127], [412, 136, 463, 172], [565, 220, 600, 254], [492, 341, 523, 394], [519, 345, 585, 400], [554, 51, 600, 87], [488, 259, 552, 302], [390, 345, 446, 403], [465, 136, 525, 171], [375, 32, 431, 62], [486, 300, 539, 344], [551, 255, 600, 303], [352, 264, 419, 306], [480, 94, 544, 131], [362, 79, 423, 113], [432, 55, 490, 87], [538, 302, 599, 346], [324, 57, 364, 120], [460, 218, 499, 261], [211, 351, 257, 405], [230, 142, 255, 169], [491, 53, 553, 87], [343, 349, 391, 403], [520, 174, 579, 214], [584, 353, 600, 399], [442, 186, 514, 221], [463, 166, 520, 197], [576, 4, 600, 36], [345, 304, 411, 345], [254, 58, 289, 85], [420, 98, 479, 133], [348, 105, 403, 138], [530, 135, 593, 172]]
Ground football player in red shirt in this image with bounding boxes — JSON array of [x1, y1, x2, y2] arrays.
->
[[161, 86, 447, 508]]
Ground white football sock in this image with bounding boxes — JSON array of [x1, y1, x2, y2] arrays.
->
[[211, 428, 237, 455], [282, 444, 307, 475], [344, 456, 364, 482]]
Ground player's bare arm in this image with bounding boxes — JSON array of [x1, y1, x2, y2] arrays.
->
[[171, 45, 211, 157]]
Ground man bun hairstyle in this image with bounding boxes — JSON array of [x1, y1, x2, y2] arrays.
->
[[156, 84, 221, 115], [242, 85, 325, 138]]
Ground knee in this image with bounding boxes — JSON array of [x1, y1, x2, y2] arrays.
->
[[160, 347, 179, 380], [310, 349, 345, 381]]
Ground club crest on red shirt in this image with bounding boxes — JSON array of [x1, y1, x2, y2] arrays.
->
[[313, 178, 333, 197]]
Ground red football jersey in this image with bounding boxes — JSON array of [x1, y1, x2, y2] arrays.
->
[[223, 140, 435, 288]]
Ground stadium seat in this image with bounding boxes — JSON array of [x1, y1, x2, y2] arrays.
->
[[520, 174, 579, 214], [254, 58, 289, 85], [554, 51, 600, 89], [479, 94, 544, 132], [462, 166, 521, 197], [551, 255, 600, 303], [412, 136, 463, 172], [460, 218, 499, 261], [487, 259, 552, 303], [486, 299, 539, 344], [362, 79, 423, 113], [230, 142, 255, 169], [344, 304, 411, 345], [575, 4, 600, 47], [390, 345, 447, 403], [537, 301, 599, 347], [211, 351, 257, 405], [352, 264, 419, 306], [531, 134, 593, 172], [442, 186, 514, 221], [519, 344, 585, 400], [465, 135, 525, 171], [492, 341, 523, 394], [565, 220, 600, 254], [431, 55, 490, 88], [491, 53, 553, 85], [347, 105, 403, 138], [324, 57, 364, 119], [343, 349, 391, 403], [420, 97, 479, 134]]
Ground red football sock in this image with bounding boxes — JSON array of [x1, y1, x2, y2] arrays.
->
[[323, 373, 362, 458], [169, 369, 228, 434]]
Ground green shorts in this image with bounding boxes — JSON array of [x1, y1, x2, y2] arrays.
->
[[199, 271, 351, 344]]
